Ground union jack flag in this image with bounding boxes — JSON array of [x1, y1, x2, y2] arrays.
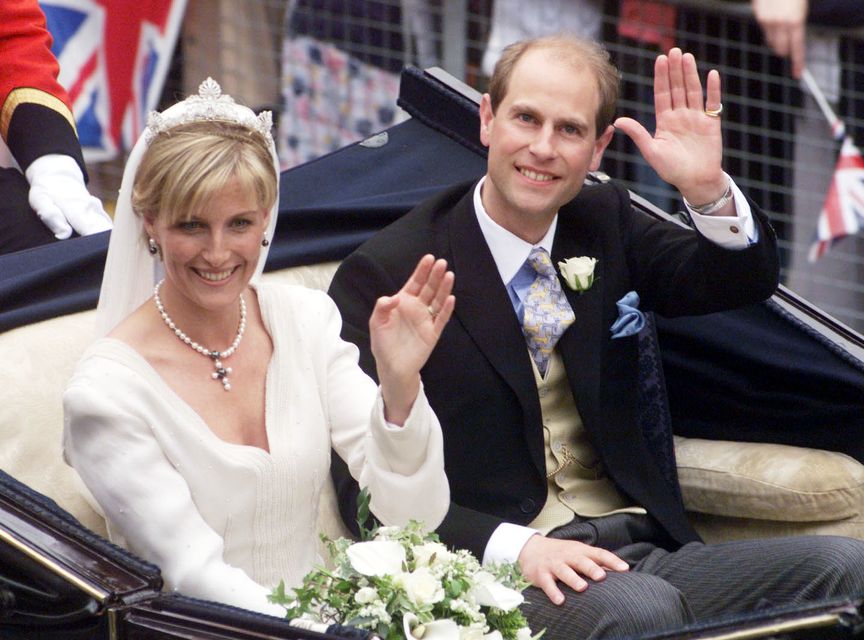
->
[[39, 0, 187, 160], [809, 136, 864, 262]]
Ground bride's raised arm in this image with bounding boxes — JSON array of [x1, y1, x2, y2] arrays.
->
[[370, 254, 455, 425]]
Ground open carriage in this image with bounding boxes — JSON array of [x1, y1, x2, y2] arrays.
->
[[1, 67, 864, 639]]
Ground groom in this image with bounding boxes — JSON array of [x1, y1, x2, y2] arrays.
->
[[328, 35, 864, 638]]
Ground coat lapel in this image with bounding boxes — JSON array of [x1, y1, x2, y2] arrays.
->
[[552, 208, 606, 432], [445, 194, 545, 473]]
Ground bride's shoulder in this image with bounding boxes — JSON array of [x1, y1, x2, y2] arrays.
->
[[72, 300, 165, 385], [256, 280, 336, 314], [67, 337, 147, 401]]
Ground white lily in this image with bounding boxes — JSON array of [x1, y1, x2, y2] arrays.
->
[[404, 612, 460, 640], [468, 572, 524, 611], [460, 625, 486, 640], [354, 586, 379, 604]]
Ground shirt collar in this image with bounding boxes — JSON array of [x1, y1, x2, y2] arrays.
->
[[473, 176, 558, 285]]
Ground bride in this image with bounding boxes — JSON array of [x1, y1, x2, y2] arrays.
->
[[62, 79, 453, 616]]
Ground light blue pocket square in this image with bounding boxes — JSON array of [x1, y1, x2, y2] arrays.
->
[[610, 291, 645, 339]]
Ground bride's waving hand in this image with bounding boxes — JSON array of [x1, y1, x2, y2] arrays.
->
[[370, 254, 455, 425]]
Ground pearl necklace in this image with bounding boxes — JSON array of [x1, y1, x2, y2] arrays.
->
[[153, 279, 247, 391]]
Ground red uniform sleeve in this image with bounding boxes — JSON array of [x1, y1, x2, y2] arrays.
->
[[1, 0, 86, 173]]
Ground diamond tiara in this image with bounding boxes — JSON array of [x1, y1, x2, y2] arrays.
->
[[144, 77, 273, 146]]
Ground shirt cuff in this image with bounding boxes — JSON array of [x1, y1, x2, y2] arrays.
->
[[372, 383, 433, 474], [482, 522, 540, 565], [686, 175, 758, 250]]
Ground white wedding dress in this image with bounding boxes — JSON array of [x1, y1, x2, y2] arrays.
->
[[63, 282, 448, 616]]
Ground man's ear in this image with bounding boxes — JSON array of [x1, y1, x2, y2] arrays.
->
[[479, 94, 494, 148], [589, 125, 615, 171]]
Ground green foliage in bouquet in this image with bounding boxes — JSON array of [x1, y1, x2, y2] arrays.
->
[[270, 489, 541, 640]]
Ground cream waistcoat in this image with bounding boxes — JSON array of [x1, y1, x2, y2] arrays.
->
[[529, 349, 646, 533]]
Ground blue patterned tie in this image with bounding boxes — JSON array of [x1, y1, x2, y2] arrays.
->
[[522, 247, 575, 376]]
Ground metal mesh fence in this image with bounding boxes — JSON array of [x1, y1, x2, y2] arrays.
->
[[603, 2, 864, 333], [84, 0, 864, 332]]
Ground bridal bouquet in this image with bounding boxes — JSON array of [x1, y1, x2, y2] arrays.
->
[[270, 491, 540, 640]]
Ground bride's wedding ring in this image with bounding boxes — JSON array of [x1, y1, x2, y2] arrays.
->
[[704, 103, 723, 118], [427, 305, 438, 319]]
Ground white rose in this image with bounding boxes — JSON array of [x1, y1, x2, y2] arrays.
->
[[558, 256, 597, 292], [396, 567, 446, 606], [354, 586, 379, 604], [347, 540, 406, 576], [374, 526, 402, 540], [413, 542, 452, 568]]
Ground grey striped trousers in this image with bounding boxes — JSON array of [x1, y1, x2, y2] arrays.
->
[[520, 517, 864, 639]]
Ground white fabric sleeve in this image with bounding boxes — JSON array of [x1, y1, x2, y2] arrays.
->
[[482, 522, 540, 566], [315, 293, 449, 531], [62, 380, 284, 617], [686, 175, 757, 250]]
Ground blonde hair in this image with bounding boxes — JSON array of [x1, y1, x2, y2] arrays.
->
[[132, 120, 277, 225], [488, 34, 621, 136]]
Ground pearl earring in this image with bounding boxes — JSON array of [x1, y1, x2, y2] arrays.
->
[[261, 236, 270, 247], [148, 237, 159, 255]]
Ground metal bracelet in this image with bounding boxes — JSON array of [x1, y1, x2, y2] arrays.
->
[[685, 177, 734, 215]]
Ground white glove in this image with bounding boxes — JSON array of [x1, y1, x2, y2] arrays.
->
[[25, 154, 112, 239]]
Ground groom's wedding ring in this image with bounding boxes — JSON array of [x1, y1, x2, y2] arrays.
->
[[427, 305, 438, 319], [704, 103, 723, 118]]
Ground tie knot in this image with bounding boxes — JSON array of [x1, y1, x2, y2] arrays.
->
[[528, 247, 556, 278]]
